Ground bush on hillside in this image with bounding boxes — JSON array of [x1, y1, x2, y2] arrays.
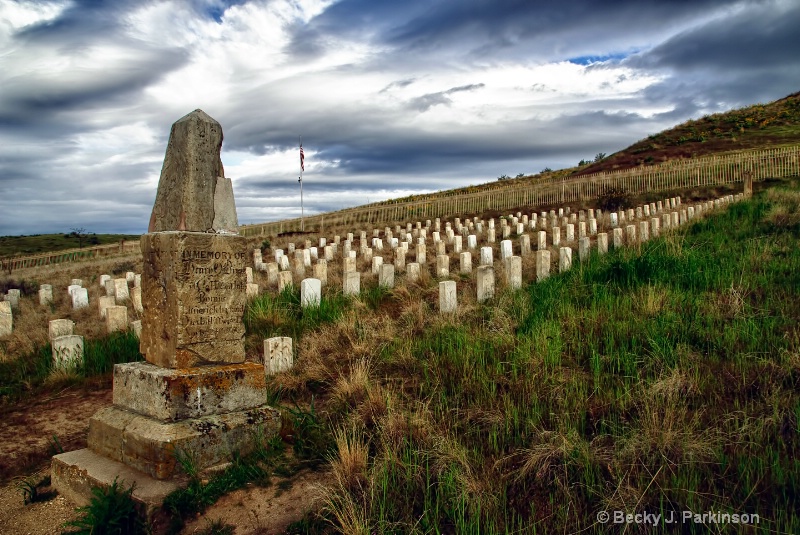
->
[[597, 186, 631, 211]]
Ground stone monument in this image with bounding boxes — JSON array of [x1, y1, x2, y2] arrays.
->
[[52, 110, 280, 516]]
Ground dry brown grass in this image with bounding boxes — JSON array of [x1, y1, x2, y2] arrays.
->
[[634, 284, 670, 318], [0, 253, 141, 362], [321, 425, 372, 535], [765, 189, 800, 227]]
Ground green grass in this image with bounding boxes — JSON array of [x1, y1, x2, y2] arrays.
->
[[266, 183, 800, 533], [0, 330, 143, 404], [0, 233, 140, 257], [64, 476, 147, 535], [162, 421, 325, 533]]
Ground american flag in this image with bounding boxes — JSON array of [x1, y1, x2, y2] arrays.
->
[[300, 143, 305, 172]]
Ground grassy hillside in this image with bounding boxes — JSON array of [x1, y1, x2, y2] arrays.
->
[[206, 182, 800, 533], [3, 182, 798, 531], [0, 233, 140, 258], [578, 91, 800, 175]]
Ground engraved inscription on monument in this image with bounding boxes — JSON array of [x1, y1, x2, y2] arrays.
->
[[180, 247, 247, 344], [140, 232, 248, 368]]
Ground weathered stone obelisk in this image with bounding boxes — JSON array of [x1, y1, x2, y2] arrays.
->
[[52, 110, 280, 516]]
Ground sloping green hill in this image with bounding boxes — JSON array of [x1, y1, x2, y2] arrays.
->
[[578, 91, 800, 175]]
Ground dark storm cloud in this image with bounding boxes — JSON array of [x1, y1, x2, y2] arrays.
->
[[625, 0, 800, 112], [407, 83, 486, 112], [1, 0, 797, 236], [631, 2, 800, 71], [0, 47, 188, 123], [289, 0, 749, 63]]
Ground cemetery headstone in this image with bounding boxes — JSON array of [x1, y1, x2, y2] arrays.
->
[[265, 336, 293, 375]]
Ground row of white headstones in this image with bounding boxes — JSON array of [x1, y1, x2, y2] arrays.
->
[[0, 194, 741, 376], [258, 193, 743, 376], [0, 272, 144, 371], [249, 195, 740, 303]]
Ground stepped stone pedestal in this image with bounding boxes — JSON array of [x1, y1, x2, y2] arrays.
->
[[52, 109, 279, 519]]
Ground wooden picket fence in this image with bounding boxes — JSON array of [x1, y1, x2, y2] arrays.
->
[[1, 240, 140, 272], [240, 144, 800, 237]]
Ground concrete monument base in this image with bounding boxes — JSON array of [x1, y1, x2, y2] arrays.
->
[[52, 362, 281, 514], [51, 449, 184, 520]]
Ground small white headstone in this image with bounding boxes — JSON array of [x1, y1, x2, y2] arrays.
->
[[106, 305, 128, 333], [301, 278, 322, 307], [246, 283, 260, 298], [480, 246, 493, 266], [266, 263, 279, 285], [265, 336, 293, 375], [460, 252, 472, 274], [130, 319, 142, 339], [559, 247, 572, 272], [39, 286, 53, 306], [379, 264, 395, 288], [293, 256, 305, 278], [415, 243, 426, 264], [552, 227, 561, 247], [313, 260, 328, 286], [626, 224, 637, 245], [536, 250, 550, 281], [578, 237, 590, 261], [49, 319, 74, 340], [500, 240, 513, 261], [52, 334, 83, 371], [436, 254, 450, 278], [98, 295, 116, 318], [278, 271, 293, 292], [506, 256, 522, 290], [566, 224, 575, 242], [372, 256, 384, 275], [476, 265, 495, 303], [597, 233, 609, 255], [0, 301, 12, 337], [439, 280, 457, 314], [72, 288, 89, 309], [99, 274, 111, 287], [343, 271, 360, 296], [114, 279, 129, 302], [407, 262, 421, 283], [612, 228, 624, 249], [638, 221, 649, 242], [453, 235, 462, 253]]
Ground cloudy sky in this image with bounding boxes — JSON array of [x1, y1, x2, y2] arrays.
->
[[1, 0, 798, 236]]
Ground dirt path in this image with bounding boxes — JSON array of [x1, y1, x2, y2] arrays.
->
[[0, 386, 112, 534], [0, 386, 328, 534], [0, 387, 113, 481], [179, 469, 330, 534]]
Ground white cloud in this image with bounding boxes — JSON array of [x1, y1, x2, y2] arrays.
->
[[0, 0, 796, 235]]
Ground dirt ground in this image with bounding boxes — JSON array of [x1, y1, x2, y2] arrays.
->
[[0, 385, 327, 534]]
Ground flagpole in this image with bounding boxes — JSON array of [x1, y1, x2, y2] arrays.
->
[[299, 136, 304, 232]]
